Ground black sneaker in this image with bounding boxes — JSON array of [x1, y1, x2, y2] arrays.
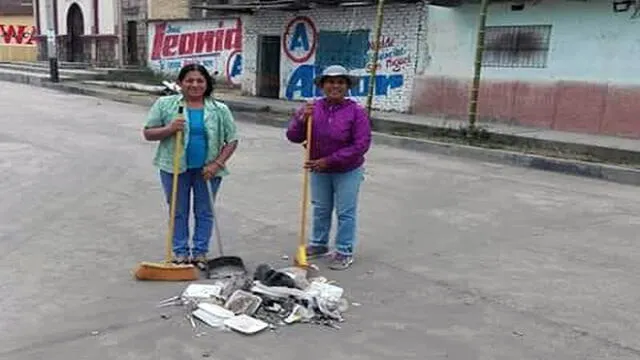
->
[[191, 254, 208, 265], [172, 255, 189, 265], [306, 245, 330, 259], [328, 253, 354, 270]]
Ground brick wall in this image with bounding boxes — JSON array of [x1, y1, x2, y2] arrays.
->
[[146, 18, 242, 86], [95, 36, 118, 67], [242, 3, 427, 112]]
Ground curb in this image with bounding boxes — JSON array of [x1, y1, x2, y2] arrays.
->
[[4, 75, 640, 187], [372, 133, 640, 186]]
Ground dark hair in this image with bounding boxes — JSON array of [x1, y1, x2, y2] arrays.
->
[[177, 63, 215, 98]]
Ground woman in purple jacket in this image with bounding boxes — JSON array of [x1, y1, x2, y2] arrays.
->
[[286, 65, 372, 270]]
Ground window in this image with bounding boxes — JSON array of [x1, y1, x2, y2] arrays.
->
[[316, 30, 370, 70], [482, 25, 552, 68]]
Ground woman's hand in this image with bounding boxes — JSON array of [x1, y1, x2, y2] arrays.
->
[[168, 118, 185, 134], [304, 158, 328, 172], [202, 162, 221, 180]]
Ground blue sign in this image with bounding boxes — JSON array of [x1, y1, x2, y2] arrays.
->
[[284, 64, 404, 100]]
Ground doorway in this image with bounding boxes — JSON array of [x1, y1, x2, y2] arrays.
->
[[66, 3, 84, 62], [126, 21, 138, 65], [257, 35, 280, 98]]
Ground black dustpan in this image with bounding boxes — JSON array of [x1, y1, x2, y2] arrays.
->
[[200, 180, 247, 280]]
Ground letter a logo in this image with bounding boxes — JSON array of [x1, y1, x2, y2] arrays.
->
[[289, 22, 309, 51]]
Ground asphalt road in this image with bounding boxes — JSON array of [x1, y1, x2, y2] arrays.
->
[[2, 81, 640, 359]]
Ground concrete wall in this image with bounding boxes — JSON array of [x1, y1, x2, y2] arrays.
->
[[242, 3, 427, 112], [99, 0, 115, 34], [413, 2, 640, 138], [148, 0, 189, 20], [146, 18, 243, 85], [0, 15, 37, 61], [122, 0, 149, 66]]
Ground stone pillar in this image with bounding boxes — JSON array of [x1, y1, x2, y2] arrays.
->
[[95, 35, 118, 67]]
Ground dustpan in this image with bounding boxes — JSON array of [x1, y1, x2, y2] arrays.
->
[[200, 180, 247, 280]]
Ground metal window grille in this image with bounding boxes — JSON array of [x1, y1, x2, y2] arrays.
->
[[482, 25, 552, 68]]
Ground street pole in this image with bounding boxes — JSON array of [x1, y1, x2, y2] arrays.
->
[[45, 0, 59, 82], [365, 0, 385, 120], [115, 0, 125, 68], [467, 0, 490, 132]]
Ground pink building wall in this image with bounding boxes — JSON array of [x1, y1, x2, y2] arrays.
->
[[413, 2, 640, 138]]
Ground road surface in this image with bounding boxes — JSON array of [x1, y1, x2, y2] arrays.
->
[[1, 81, 640, 359]]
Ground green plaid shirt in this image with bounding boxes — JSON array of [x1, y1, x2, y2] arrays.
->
[[144, 94, 238, 176]]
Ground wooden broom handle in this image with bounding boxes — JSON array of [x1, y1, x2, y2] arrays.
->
[[298, 114, 313, 247]]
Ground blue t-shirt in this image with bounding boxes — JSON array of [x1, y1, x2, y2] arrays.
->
[[186, 108, 208, 169]]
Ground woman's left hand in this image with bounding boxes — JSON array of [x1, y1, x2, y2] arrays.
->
[[202, 163, 221, 180], [304, 158, 328, 172]]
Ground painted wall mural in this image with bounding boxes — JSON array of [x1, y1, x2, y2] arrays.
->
[[0, 16, 38, 62], [147, 19, 243, 85], [281, 15, 412, 107], [0, 23, 37, 46]]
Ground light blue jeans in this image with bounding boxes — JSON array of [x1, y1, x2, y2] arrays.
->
[[309, 166, 364, 256], [160, 168, 222, 258]]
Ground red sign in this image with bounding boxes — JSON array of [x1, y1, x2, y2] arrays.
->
[[150, 20, 242, 60], [0, 24, 37, 45], [282, 16, 317, 63]]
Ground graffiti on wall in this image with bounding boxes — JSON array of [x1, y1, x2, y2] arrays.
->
[[148, 19, 243, 85], [282, 16, 317, 64], [0, 24, 37, 46], [366, 36, 411, 73], [282, 16, 407, 101], [285, 65, 404, 99]]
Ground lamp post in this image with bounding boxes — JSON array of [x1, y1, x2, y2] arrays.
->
[[45, 0, 60, 82]]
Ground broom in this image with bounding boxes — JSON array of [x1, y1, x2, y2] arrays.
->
[[294, 113, 313, 268], [134, 106, 199, 281]]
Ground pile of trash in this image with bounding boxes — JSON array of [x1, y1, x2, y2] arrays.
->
[[157, 263, 349, 335]]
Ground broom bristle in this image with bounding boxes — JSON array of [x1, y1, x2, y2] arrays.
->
[[133, 261, 199, 281]]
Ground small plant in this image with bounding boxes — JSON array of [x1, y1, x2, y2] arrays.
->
[[461, 124, 490, 143], [95, 68, 168, 85]]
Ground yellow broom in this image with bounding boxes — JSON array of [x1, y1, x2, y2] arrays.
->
[[294, 113, 313, 268], [134, 106, 199, 281]]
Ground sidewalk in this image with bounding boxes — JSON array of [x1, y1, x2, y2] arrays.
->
[[9, 77, 640, 186], [211, 91, 640, 165], [93, 81, 640, 167], [218, 91, 640, 153]]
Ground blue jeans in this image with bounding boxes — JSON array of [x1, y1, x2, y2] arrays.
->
[[159, 168, 222, 258], [309, 166, 364, 256]]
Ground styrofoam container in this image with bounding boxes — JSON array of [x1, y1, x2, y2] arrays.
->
[[192, 303, 235, 329], [223, 314, 269, 335]]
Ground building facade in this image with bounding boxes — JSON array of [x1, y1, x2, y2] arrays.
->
[[146, 0, 426, 110], [0, 0, 37, 61], [413, 1, 640, 139], [33, 0, 119, 66], [121, 0, 148, 65], [32, 0, 148, 67], [241, 2, 427, 112]]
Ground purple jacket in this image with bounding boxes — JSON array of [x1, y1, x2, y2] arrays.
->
[[286, 98, 372, 173]]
